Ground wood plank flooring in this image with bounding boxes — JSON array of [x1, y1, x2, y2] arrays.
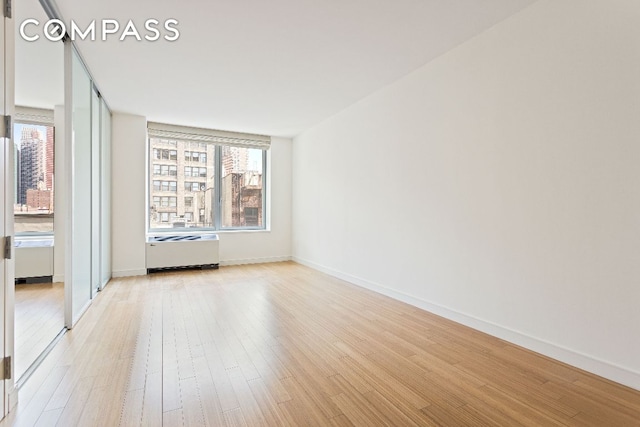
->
[[2, 262, 639, 426], [14, 282, 65, 380]]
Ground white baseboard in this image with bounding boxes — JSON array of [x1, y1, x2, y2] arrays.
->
[[293, 256, 640, 391], [220, 256, 291, 267], [111, 258, 291, 276], [52, 274, 64, 283], [112, 268, 147, 278]]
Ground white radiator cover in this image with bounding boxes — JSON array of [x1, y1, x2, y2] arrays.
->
[[146, 234, 219, 271], [15, 239, 54, 279]]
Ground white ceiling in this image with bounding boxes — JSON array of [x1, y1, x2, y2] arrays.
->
[[15, 0, 64, 110], [17, 0, 536, 137]]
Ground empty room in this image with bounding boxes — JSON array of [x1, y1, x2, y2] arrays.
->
[[0, 0, 639, 426]]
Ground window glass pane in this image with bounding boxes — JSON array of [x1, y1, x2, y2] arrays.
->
[[149, 138, 215, 229], [244, 207, 259, 226], [14, 123, 55, 234], [221, 146, 264, 228]]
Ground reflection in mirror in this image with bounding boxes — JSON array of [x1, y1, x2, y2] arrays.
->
[[14, 0, 65, 384]]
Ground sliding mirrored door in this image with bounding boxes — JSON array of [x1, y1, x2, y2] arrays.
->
[[0, 11, 8, 417], [64, 44, 92, 328], [1, 0, 15, 415], [63, 42, 112, 327], [91, 89, 100, 297], [99, 98, 111, 290]]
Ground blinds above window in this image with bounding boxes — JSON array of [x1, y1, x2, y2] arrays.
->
[[148, 122, 271, 150], [15, 106, 55, 126]]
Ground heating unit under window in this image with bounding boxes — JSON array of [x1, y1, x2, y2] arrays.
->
[[146, 234, 219, 273]]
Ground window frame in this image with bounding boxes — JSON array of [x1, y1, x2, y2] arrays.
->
[[147, 139, 267, 233]]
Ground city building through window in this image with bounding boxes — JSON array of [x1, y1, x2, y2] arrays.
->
[[14, 122, 55, 234], [148, 125, 268, 231]]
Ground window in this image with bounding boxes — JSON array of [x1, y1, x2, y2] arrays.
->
[[244, 207, 259, 227], [154, 165, 177, 176], [14, 122, 56, 234], [221, 146, 264, 228], [157, 138, 177, 147], [155, 148, 179, 160], [148, 124, 268, 231], [185, 151, 207, 163], [156, 180, 177, 192], [185, 181, 202, 192], [183, 166, 207, 178]]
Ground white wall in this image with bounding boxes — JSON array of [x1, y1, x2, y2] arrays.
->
[[100, 103, 112, 286], [111, 114, 292, 276], [219, 136, 292, 265], [111, 113, 147, 277], [292, 0, 640, 389]]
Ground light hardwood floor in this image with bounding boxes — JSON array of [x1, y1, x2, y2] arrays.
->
[[14, 282, 65, 381], [2, 262, 639, 426]]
